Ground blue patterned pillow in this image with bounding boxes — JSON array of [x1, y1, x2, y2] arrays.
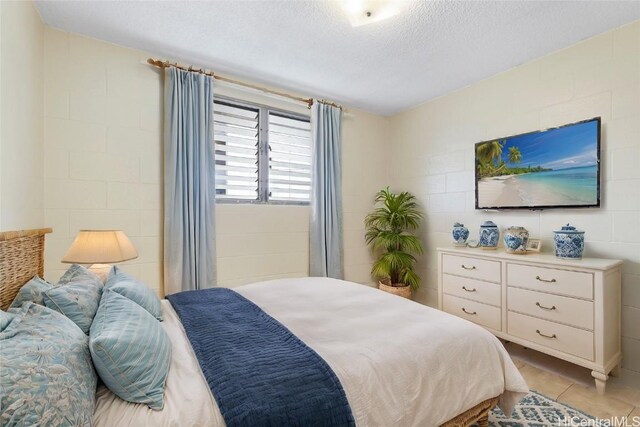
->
[[90, 289, 170, 410], [43, 264, 103, 334], [9, 275, 52, 308], [0, 310, 14, 332], [58, 263, 103, 286], [106, 266, 163, 321], [0, 302, 97, 426]]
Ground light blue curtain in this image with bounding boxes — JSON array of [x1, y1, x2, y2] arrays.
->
[[310, 102, 343, 279], [163, 67, 216, 294]]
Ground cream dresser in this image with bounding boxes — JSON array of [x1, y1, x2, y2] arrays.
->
[[437, 247, 622, 394]]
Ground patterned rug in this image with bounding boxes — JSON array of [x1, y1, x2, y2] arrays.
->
[[473, 390, 604, 426]]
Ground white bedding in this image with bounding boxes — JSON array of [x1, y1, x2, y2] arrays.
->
[[94, 278, 528, 426]]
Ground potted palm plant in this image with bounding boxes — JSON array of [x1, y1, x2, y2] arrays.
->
[[364, 187, 423, 299]]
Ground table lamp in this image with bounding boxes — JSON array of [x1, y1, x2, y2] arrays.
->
[[62, 230, 138, 281]]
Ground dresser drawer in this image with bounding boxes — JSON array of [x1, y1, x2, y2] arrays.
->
[[443, 274, 501, 307], [508, 287, 594, 330], [442, 254, 501, 283], [508, 312, 594, 361], [507, 263, 593, 300], [443, 294, 501, 331]]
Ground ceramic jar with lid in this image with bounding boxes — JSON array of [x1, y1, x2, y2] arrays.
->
[[452, 223, 469, 246], [479, 221, 499, 250], [503, 226, 529, 254], [553, 224, 585, 259]]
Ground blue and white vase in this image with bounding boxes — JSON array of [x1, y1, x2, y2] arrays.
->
[[503, 226, 529, 254], [479, 221, 499, 250], [553, 224, 585, 259], [452, 222, 469, 246]]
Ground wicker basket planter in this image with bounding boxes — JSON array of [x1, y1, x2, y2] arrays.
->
[[379, 282, 412, 299]]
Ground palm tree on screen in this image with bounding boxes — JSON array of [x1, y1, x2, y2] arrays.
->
[[508, 146, 522, 165], [476, 140, 505, 165]]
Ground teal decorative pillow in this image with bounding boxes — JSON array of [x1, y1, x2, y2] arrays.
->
[[43, 264, 103, 334], [0, 302, 97, 426], [9, 275, 52, 308], [0, 310, 14, 332], [106, 266, 163, 321], [90, 289, 171, 410]]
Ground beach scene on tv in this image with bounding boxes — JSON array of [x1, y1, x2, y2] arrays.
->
[[476, 119, 599, 209]]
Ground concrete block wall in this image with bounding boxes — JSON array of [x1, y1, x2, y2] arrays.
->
[[42, 29, 390, 295], [389, 21, 640, 385]]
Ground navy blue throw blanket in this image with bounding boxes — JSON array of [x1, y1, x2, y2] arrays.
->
[[167, 288, 355, 427]]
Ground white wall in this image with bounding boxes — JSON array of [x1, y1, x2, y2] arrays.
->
[[342, 109, 391, 284], [43, 28, 164, 293], [1, 2, 3, 225], [42, 29, 389, 295], [0, 1, 44, 230], [389, 21, 640, 385], [215, 98, 390, 288]]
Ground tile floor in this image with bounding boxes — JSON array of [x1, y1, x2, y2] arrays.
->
[[506, 342, 640, 420]]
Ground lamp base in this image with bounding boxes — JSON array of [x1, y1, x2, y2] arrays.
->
[[89, 263, 112, 283]]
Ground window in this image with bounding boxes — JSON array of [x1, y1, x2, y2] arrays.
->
[[213, 98, 312, 204], [213, 100, 260, 200]]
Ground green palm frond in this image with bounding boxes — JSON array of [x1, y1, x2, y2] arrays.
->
[[476, 139, 505, 164], [508, 146, 522, 164], [364, 187, 424, 290], [401, 268, 421, 290], [381, 250, 415, 269], [369, 232, 423, 254], [370, 251, 421, 290]]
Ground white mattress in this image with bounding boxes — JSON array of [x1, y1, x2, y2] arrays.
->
[[94, 278, 528, 426]]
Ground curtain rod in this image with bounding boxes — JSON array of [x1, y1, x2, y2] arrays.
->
[[147, 58, 343, 110]]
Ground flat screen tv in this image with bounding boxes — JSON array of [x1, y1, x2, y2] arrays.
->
[[475, 117, 601, 210]]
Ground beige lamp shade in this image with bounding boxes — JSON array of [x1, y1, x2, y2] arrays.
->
[[62, 230, 138, 264]]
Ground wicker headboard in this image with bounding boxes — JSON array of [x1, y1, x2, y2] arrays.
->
[[0, 228, 52, 310]]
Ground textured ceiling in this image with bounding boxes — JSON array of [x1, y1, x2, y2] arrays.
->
[[35, 1, 640, 115]]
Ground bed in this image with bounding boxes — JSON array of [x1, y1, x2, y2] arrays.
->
[[0, 228, 528, 426]]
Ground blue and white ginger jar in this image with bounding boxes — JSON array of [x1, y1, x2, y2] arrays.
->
[[553, 224, 585, 259], [503, 226, 529, 254], [452, 223, 469, 246], [479, 221, 499, 250]]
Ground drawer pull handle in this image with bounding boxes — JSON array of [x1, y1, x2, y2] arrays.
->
[[536, 329, 557, 339], [536, 302, 557, 311], [462, 286, 477, 292], [462, 307, 477, 315], [461, 265, 476, 270], [536, 275, 557, 283]]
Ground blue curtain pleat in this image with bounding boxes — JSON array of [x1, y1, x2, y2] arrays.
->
[[310, 103, 343, 279], [163, 67, 216, 294]]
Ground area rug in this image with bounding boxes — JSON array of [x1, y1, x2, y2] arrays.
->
[[473, 390, 605, 426]]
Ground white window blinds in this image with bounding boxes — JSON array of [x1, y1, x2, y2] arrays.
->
[[213, 98, 311, 204], [213, 101, 259, 200], [268, 113, 312, 202]]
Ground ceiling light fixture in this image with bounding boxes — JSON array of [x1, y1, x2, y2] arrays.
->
[[339, 0, 404, 27]]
